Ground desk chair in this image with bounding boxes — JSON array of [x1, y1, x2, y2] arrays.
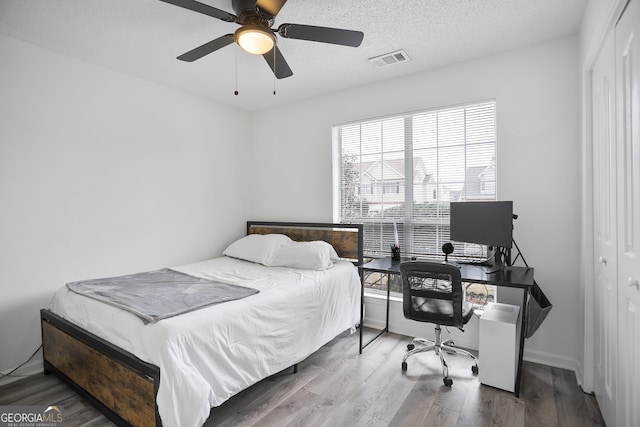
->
[[400, 261, 479, 387]]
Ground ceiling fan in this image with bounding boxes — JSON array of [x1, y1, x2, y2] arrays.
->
[[160, 0, 364, 79]]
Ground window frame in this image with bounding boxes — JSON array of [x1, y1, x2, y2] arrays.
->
[[332, 100, 497, 266]]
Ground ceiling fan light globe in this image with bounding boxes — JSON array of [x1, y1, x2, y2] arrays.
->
[[235, 26, 275, 55]]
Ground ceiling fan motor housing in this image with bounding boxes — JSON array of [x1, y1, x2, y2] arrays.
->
[[233, 0, 275, 22], [236, 11, 275, 28]]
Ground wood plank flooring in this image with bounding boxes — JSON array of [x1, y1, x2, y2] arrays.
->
[[0, 329, 604, 426]]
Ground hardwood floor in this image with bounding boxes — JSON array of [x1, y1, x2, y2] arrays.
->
[[0, 329, 604, 426]]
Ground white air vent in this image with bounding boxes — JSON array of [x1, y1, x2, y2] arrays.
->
[[368, 50, 411, 68]]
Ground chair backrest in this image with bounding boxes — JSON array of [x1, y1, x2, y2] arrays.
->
[[399, 261, 465, 328]]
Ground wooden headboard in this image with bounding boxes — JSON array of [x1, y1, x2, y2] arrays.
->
[[247, 221, 363, 265]]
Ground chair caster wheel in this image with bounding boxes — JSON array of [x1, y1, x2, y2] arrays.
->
[[401, 361, 408, 371], [443, 377, 453, 387], [472, 365, 479, 375], [407, 343, 415, 351]]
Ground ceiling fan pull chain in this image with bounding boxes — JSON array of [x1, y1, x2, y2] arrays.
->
[[273, 45, 276, 95], [234, 44, 239, 96]]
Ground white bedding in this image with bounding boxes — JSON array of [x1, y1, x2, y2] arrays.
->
[[49, 256, 361, 427]]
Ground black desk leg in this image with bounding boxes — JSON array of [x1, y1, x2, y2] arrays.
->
[[359, 271, 391, 353], [514, 289, 528, 397], [386, 273, 391, 331], [359, 269, 364, 354]]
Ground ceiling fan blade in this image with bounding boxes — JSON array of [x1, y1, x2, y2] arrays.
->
[[262, 46, 293, 79], [160, 0, 236, 23], [256, 0, 287, 17], [278, 24, 364, 47], [177, 34, 235, 62]]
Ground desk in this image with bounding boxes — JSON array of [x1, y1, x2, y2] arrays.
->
[[359, 257, 534, 397]]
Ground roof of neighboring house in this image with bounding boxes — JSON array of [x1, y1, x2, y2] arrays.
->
[[359, 158, 431, 183], [461, 165, 495, 200]]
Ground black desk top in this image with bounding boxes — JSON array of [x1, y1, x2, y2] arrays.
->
[[361, 257, 534, 289]]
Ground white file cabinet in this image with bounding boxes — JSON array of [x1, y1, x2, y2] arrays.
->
[[479, 302, 520, 392]]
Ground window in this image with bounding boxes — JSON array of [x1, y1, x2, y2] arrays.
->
[[333, 101, 497, 294], [383, 181, 400, 194]]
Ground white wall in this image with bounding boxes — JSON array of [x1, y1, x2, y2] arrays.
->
[[0, 35, 250, 382], [249, 35, 582, 370]]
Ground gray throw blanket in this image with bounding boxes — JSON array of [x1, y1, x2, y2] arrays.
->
[[67, 268, 259, 324]]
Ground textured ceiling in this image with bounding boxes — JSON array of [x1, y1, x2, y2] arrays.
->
[[0, 0, 587, 111]]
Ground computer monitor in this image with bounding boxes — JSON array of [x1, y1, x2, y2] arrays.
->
[[449, 201, 513, 249]]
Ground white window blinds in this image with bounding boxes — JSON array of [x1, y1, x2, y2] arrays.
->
[[334, 101, 497, 259]]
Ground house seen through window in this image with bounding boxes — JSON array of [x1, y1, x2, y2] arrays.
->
[[333, 100, 497, 302]]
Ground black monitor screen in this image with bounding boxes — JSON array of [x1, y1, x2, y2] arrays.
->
[[450, 201, 513, 248]]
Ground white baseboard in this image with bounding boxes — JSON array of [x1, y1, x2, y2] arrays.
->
[[521, 348, 577, 372], [574, 361, 588, 391], [0, 355, 43, 387]]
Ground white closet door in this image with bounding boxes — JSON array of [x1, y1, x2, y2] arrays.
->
[[592, 29, 618, 427], [616, 0, 640, 425]]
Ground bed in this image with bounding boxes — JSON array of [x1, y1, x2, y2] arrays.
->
[[40, 221, 363, 426]]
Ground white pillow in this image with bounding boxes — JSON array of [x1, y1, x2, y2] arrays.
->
[[223, 234, 292, 265], [268, 241, 340, 270]]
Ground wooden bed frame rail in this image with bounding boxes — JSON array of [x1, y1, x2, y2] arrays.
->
[[41, 309, 161, 426], [41, 221, 363, 426]]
